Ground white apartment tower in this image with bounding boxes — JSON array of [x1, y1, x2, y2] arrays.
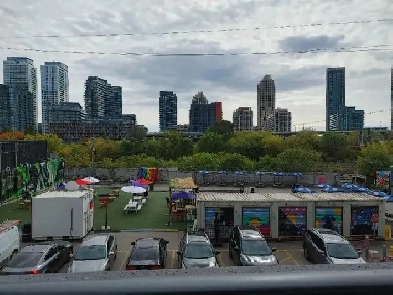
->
[[233, 107, 253, 131], [257, 75, 276, 130], [40, 62, 69, 134], [267, 108, 292, 132], [3, 57, 38, 131]]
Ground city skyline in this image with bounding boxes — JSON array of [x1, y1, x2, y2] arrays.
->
[[0, 1, 391, 131]]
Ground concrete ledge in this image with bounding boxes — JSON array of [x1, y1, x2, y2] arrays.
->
[[153, 229, 179, 232], [119, 229, 153, 232]]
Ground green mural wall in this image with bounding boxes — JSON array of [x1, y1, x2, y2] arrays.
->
[[0, 158, 65, 202]]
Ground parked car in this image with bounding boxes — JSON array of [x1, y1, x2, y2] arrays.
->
[[177, 231, 220, 269], [303, 228, 366, 264], [0, 241, 73, 275], [0, 221, 20, 268], [126, 238, 168, 270], [67, 234, 117, 273], [229, 225, 278, 266]]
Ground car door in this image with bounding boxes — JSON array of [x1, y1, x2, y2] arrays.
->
[[55, 244, 67, 265], [233, 232, 241, 265], [159, 240, 166, 268], [311, 236, 325, 263], [44, 247, 59, 273], [178, 237, 185, 268], [106, 236, 115, 267]]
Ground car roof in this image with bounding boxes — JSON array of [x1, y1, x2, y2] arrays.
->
[[237, 226, 265, 240], [21, 244, 51, 253], [185, 232, 210, 243], [82, 235, 110, 246], [135, 238, 160, 248], [311, 228, 348, 244]]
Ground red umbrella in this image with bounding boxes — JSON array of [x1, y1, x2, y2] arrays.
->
[[75, 179, 92, 185], [136, 178, 152, 185]]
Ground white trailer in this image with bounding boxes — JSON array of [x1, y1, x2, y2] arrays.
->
[[32, 189, 94, 240]]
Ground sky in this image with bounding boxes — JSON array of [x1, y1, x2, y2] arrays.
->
[[0, 0, 392, 132]]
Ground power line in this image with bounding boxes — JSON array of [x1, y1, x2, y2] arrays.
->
[[0, 44, 391, 57], [1, 18, 391, 39]]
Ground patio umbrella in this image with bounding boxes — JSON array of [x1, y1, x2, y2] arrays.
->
[[368, 190, 388, 197], [171, 191, 196, 201], [136, 178, 152, 185], [83, 177, 100, 183], [292, 172, 302, 184], [341, 183, 359, 190], [352, 187, 369, 193], [121, 186, 146, 194], [292, 186, 316, 193], [314, 184, 331, 188], [255, 171, 265, 181], [130, 179, 146, 188], [64, 181, 79, 191], [321, 187, 344, 193], [75, 179, 92, 185]]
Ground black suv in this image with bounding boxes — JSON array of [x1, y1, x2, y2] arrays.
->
[[229, 225, 278, 266], [303, 228, 366, 264], [177, 232, 220, 269]]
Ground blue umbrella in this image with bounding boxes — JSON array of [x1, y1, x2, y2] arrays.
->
[[352, 187, 369, 193], [292, 172, 302, 177], [274, 172, 285, 176], [321, 187, 345, 193], [341, 183, 359, 190], [130, 179, 146, 188], [255, 171, 265, 175], [218, 171, 227, 174], [314, 184, 331, 188], [292, 186, 316, 193], [198, 170, 210, 174], [368, 190, 388, 197], [384, 196, 393, 202], [234, 171, 245, 175], [171, 191, 196, 201]]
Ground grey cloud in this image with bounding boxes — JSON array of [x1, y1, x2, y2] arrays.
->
[[0, 5, 17, 16], [279, 35, 345, 52]]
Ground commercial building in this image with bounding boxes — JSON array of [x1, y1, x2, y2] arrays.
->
[[159, 91, 178, 131], [40, 62, 69, 134], [167, 124, 190, 131], [233, 107, 253, 131], [189, 92, 222, 132], [266, 108, 292, 132], [3, 57, 38, 131], [84, 76, 122, 119], [326, 67, 346, 131], [345, 107, 364, 131], [257, 75, 276, 130], [391, 68, 393, 130]]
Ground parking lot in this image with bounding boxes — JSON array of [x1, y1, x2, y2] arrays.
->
[[54, 231, 311, 272]]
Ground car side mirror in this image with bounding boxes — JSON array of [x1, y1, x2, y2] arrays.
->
[[108, 251, 115, 256], [271, 247, 277, 253], [358, 250, 363, 255], [234, 246, 240, 251], [131, 242, 135, 246], [165, 240, 169, 244], [177, 251, 182, 256], [214, 251, 220, 255], [69, 253, 74, 258]]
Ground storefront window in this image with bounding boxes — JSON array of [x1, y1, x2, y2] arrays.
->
[[315, 207, 343, 234], [278, 207, 307, 236], [351, 206, 378, 236], [242, 207, 270, 237], [204, 207, 234, 240]]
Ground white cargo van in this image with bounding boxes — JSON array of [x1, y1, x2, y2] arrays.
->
[[0, 220, 21, 267]]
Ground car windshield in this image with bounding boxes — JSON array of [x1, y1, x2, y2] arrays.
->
[[326, 243, 359, 259], [184, 243, 214, 259], [241, 240, 272, 256], [130, 248, 158, 261], [74, 245, 107, 260], [7, 252, 42, 268]]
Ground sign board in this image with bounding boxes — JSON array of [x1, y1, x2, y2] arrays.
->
[[372, 223, 378, 231], [372, 214, 379, 223]]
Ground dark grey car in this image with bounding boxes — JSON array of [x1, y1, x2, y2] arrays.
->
[[303, 228, 366, 264], [68, 234, 117, 273], [177, 232, 220, 269], [0, 241, 73, 275]]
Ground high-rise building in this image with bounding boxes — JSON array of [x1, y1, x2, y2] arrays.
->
[[159, 91, 177, 131], [40, 62, 69, 134], [391, 68, 393, 130], [266, 108, 292, 132], [84, 76, 122, 119], [189, 92, 222, 132], [345, 107, 364, 131], [257, 75, 276, 130], [326, 67, 346, 131], [233, 107, 253, 131], [3, 57, 38, 131]]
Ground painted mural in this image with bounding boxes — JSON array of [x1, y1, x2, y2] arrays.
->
[[242, 207, 271, 237], [0, 158, 64, 202], [315, 207, 343, 234], [278, 207, 307, 237], [375, 171, 390, 190]]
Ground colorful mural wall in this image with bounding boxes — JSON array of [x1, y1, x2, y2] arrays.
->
[[351, 206, 378, 235], [204, 207, 234, 240], [278, 207, 307, 236], [315, 207, 343, 234], [0, 158, 65, 202], [376, 171, 390, 190], [242, 207, 270, 237], [137, 167, 159, 183]]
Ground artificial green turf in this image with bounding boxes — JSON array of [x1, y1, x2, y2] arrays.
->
[[0, 189, 184, 231]]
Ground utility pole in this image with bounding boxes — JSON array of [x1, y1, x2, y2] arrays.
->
[[91, 137, 96, 177]]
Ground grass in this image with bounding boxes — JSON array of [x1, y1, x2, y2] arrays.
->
[[0, 188, 185, 231]]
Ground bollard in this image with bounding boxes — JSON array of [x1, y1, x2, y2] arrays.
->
[[365, 236, 370, 261], [383, 245, 387, 262]]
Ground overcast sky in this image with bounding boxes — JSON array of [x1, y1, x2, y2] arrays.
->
[[0, 0, 392, 132]]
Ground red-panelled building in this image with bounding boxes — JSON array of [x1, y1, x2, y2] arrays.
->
[[213, 102, 223, 121]]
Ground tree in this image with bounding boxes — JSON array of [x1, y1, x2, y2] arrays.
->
[[92, 138, 121, 161], [207, 120, 234, 141], [276, 148, 321, 172], [177, 153, 220, 171], [357, 143, 391, 183], [1, 126, 12, 133], [24, 134, 63, 155], [25, 126, 36, 135], [158, 131, 193, 160], [0, 131, 25, 140], [285, 131, 320, 150], [58, 143, 90, 168], [195, 132, 226, 154], [218, 153, 254, 171], [319, 132, 351, 162]]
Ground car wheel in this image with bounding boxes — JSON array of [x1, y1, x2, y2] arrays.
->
[[304, 248, 311, 261], [9, 250, 18, 261]]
